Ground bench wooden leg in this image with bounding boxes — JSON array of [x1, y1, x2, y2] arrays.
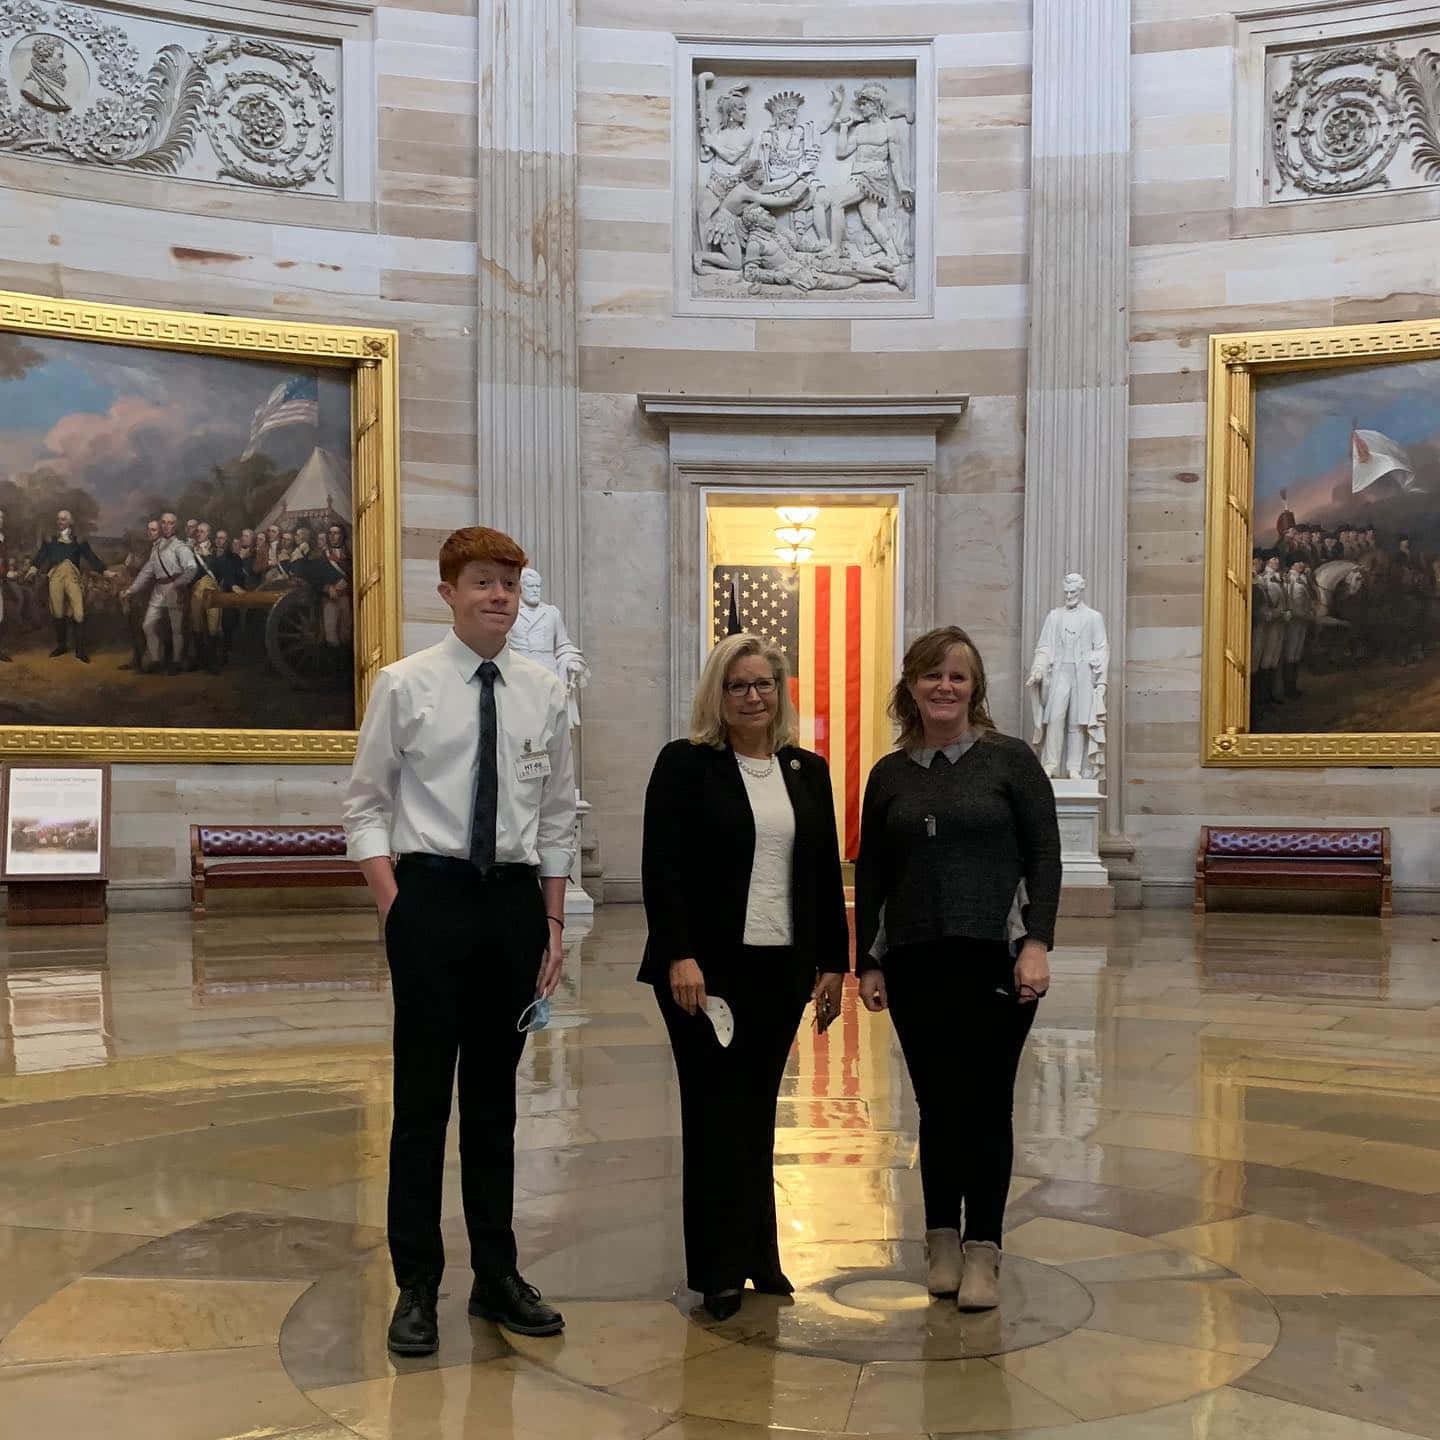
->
[[191, 874, 206, 919]]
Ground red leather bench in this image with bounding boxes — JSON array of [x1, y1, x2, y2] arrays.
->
[[190, 824, 365, 918], [1194, 825, 1390, 918]]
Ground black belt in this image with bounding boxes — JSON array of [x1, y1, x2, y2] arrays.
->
[[396, 853, 537, 881]]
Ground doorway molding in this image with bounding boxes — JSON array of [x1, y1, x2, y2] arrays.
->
[[637, 394, 967, 737]]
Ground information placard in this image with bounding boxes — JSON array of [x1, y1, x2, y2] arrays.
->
[[2, 765, 110, 881]]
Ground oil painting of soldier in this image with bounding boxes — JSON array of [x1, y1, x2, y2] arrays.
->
[[0, 330, 356, 732], [1249, 358, 1440, 734]]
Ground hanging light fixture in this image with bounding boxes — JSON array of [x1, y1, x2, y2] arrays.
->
[[774, 505, 819, 566]]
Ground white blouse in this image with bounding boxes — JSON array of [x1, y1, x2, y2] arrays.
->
[[736, 756, 796, 946]]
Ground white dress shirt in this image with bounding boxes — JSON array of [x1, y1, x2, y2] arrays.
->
[[343, 628, 577, 877]]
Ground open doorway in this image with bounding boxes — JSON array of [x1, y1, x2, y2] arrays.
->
[[703, 488, 902, 861]]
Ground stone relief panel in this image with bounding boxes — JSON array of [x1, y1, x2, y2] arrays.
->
[[683, 58, 924, 307], [0, 0, 338, 192], [1267, 33, 1440, 201]]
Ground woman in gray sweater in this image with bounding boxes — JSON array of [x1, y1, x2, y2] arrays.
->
[[854, 625, 1061, 1312]]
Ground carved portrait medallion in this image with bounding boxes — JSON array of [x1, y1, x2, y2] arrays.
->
[[11, 31, 87, 113]]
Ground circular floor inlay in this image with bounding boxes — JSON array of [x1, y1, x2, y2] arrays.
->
[[726, 1242, 1094, 1362], [832, 1279, 933, 1312]]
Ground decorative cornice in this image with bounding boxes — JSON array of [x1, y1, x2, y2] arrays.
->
[[0, 0, 339, 193], [637, 394, 968, 429]]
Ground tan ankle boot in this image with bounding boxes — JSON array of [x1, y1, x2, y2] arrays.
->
[[956, 1240, 1001, 1311], [925, 1227, 962, 1296]]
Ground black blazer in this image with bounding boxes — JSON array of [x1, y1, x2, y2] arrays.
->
[[638, 739, 851, 1000]]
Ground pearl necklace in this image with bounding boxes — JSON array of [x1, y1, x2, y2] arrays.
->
[[735, 752, 776, 780]]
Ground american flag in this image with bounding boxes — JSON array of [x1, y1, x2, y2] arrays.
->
[[711, 567, 799, 667], [240, 375, 320, 459], [710, 562, 868, 860]]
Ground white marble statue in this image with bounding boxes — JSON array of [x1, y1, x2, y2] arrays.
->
[[1026, 573, 1109, 782], [510, 568, 589, 729]]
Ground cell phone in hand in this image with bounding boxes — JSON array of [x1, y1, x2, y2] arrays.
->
[[814, 991, 838, 1035]]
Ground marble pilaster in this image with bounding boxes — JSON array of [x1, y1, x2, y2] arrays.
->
[[1021, 0, 1134, 871], [477, 0, 581, 632]]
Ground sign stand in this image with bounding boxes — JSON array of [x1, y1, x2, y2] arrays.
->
[[1, 764, 111, 927]]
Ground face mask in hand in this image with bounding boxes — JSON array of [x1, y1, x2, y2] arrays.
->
[[516, 996, 551, 1033], [702, 995, 734, 1048]]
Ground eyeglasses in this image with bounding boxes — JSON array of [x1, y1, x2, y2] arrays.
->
[[724, 678, 777, 698]]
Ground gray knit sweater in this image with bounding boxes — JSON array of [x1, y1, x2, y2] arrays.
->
[[853, 731, 1062, 969]]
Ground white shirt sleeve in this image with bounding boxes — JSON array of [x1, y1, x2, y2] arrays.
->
[[344, 668, 400, 862], [125, 553, 155, 596], [536, 679, 577, 878], [172, 542, 199, 585]]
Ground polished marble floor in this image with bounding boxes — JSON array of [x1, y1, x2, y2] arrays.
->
[[2, 905, 1440, 1438]]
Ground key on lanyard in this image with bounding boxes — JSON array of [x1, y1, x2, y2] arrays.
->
[[925, 814, 936, 839]]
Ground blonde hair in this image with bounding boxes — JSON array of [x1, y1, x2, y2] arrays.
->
[[690, 633, 798, 751], [889, 626, 995, 752]]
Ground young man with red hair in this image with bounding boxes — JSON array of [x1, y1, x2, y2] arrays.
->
[[344, 525, 575, 1354]]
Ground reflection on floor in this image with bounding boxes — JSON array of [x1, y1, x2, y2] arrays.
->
[[2, 907, 1440, 1437]]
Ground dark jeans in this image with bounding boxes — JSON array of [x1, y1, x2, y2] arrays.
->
[[656, 946, 806, 1295], [884, 938, 1038, 1245], [384, 856, 546, 1288]]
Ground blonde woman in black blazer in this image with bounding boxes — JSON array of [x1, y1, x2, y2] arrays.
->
[[640, 632, 850, 1320]]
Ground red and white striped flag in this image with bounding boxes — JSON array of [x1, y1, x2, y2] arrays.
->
[[240, 375, 320, 460], [711, 563, 875, 859], [797, 564, 870, 860]]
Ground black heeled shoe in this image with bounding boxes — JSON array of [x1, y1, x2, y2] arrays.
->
[[703, 1288, 742, 1321], [749, 1269, 794, 1296]]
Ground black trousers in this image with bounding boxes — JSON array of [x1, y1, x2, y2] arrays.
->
[[384, 856, 546, 1287], [656, 947, 806, 1295], [884, 938, 1038, 1245]]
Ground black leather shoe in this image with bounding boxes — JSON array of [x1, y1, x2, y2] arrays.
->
[[750, 1270, 794, 1296], [469, 1272, 564, 1336], [387, 1283, 439, 1356], [703, 1289, 743, 1321]]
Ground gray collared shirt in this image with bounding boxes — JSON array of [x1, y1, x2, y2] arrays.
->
[[908, 734, 980, 769]]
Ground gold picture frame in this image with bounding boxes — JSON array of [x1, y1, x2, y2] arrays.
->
[[0, 289, 401, 762], [1203, 317, 1440, 766]]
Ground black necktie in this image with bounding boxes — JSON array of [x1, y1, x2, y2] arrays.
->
[[469, 660, 500, 870], [932, 748, 952, 767]]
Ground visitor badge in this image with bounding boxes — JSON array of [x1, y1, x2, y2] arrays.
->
[[515, 752, 551, 781]]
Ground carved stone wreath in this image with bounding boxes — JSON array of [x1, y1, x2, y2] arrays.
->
[[1271, 41, 1440, 199], [0, 0, 335, 190]]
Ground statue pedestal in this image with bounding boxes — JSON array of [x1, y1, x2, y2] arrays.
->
[[1051, 778, 1114, 918], [565, 797, 594, 917]]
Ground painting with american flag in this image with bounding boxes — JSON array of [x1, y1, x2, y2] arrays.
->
[[0, 324, 356, 734], [713, 563, 880, 860]]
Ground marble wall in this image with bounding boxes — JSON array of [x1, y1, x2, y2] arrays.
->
[[1126, 0, 1440, 905], [575, 0, 1034, 891], [0, 0, 481, 904], [10, 0, 1440, 908]]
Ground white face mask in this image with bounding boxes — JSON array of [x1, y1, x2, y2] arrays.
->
[[702, 995, 734, 1048]]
